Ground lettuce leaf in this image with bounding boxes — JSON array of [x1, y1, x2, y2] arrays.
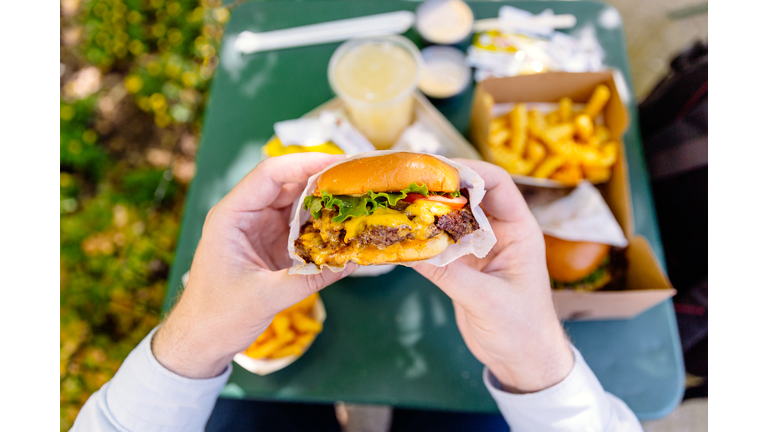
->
[[323, 193, 372, 223], [366, 183, 429, 208], [403, 183, 430, 197], [302, 183, 457, 223], [303, 195, 325, 219]]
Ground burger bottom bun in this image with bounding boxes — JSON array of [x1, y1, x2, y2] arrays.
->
[[325, 233, 451, 267]]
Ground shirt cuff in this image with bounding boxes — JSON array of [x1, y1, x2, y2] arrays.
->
[[483, 344, 613, 432], [105, 326, 232, 432]]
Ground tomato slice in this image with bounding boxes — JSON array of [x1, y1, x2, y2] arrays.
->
[[402, 193, 467, 210], [402, 193, 426, 203]]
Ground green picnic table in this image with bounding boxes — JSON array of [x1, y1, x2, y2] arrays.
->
[[164, 0, 685, 420]]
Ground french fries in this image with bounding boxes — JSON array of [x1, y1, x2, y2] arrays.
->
[[483, 85, 618, 186], [559, 97, 573, 123], [533, 155, 565, 178], [265, 137, 344, 156], [508, 103, 528, 157], [243, 293, 324, 360], [584, 84, 611, 119], [573, 114, 594, 141], [526, 140, 547, 166]]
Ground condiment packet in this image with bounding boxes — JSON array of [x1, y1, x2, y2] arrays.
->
[[287, 151, 497, 274], [546, 28, 603, 73], [530, 182, 627, 247], [390, 122, 444, 155], [273, 111, 376, 154], [466, 6, 604, 81], [499, 6, 556, 39]]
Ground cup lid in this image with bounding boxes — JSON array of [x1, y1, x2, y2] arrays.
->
[[416, 0, 474, 45], [418, 46, 471, 99], [328, 35, 424, 107]]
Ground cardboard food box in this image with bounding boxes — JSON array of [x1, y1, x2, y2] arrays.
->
[[469, 71, 676, 321]]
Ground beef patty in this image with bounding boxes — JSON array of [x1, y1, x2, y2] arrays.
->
[[435, 208, 480, 242], [294, 204, 479, 262]]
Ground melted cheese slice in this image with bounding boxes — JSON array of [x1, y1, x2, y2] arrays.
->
[[343, 208, 413, 242], [300, 234, 449, 266], [300, 200, 455, 266], [404, 200, 454, 223], [342, 201, 453, 242]]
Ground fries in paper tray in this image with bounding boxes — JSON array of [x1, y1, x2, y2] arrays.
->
[[234, 293, 326, 376], [486, 84, 617, 186]]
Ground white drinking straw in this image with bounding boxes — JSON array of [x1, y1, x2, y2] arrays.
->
[[234, 11, 416, 54], [473, 14, 577, 33]]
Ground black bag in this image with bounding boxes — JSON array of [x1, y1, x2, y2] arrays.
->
[[638, 41, 707, 398]]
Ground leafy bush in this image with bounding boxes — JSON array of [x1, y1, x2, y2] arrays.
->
[[61, 97, 109, 181], [60, 0, 229, 429], [81, 0, 229, 128]]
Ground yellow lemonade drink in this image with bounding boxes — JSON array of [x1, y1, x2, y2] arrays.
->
[[329, 36, 422, 149]]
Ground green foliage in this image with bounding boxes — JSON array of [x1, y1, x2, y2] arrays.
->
[[120, 168, 178, 205], [60, 178, 183, 430], [60, 97, 109, 181], [82, 0, 211, 70], [81, 0, 229, 128], [61, 1, 230, 430]]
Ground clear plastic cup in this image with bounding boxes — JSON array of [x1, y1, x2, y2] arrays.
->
[[328, 35, 423, 150]]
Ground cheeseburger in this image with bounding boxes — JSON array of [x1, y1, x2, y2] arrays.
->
[[544, 235, 626, 291], [294, 153, 480, 267]]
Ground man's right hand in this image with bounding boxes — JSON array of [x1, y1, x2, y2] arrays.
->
[[414, 159, 573, 394]]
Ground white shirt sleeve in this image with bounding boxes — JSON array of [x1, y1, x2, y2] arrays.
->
[[484, 344, 643, 432], [71, 327, 231, 432]]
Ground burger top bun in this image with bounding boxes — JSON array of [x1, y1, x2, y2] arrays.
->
[[313, 152, 460, 196], [544, 235, 611, 282]]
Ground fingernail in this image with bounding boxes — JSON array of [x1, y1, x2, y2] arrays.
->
[[341, 264, 358, 277]]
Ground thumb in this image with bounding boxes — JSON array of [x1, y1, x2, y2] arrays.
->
[[413, 261, 494, 305], [264, 264, 358, 313]]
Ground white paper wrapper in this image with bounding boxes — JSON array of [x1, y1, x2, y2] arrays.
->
[[287, 151, 497, 275], [467, 6, 603, 81], [232, 297, 327, 376], [492, 102, 586, 119], [530, 182, 628, 247], [348, 264, 397, 277], [290, 94, 481, 160], [390, 122, 444, 155], [273, 111, 376, 155]]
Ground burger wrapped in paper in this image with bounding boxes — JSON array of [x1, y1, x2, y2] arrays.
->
[[531, 182, 629, 291], [288, 151, 496, 274]]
